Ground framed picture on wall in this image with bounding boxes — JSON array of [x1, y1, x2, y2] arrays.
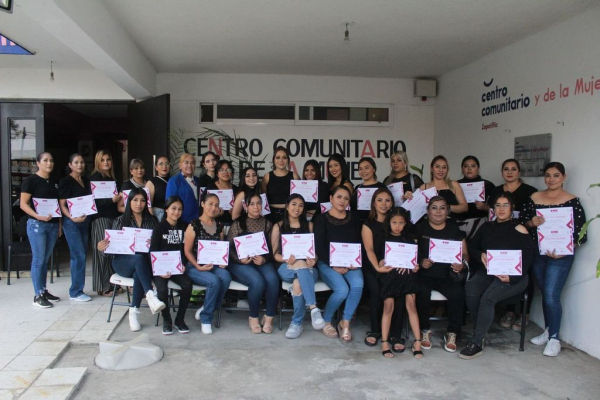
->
[[514, 133, 552, 177]]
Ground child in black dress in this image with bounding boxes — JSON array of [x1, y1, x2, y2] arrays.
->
[[375, 208, 423, 359]]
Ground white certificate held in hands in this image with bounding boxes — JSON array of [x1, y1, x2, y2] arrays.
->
[[401, 187, 438, 224], [429, 238, 462, 264], [122, 227, 153, 253], [122, 188, 152, 207], [242, 194, 271, 216], [384, 242, 418, 269], [33, 198, 62, 218], [290, 180, 319, 203], [460, 181, 485, 203], [207, 189, 234, 211], [536, 207, 574, 255], [319, 202, 350, 213], [67, 195, 97, 217], [197, 240, 230, 265], [329, 242, 362, 268], [91, 181, 118, 199], [151, 251, 184, 276], [357, 187, 378, 211], [282, 233, 315, 260], [234, 232, 269, 259], [104, 229, 136, 255], [487, 250, 522, 276], [387, 182, 405, 207]]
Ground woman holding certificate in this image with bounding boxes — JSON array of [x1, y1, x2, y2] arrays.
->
[[456, 156, 495, 240], [203, 160, 239, 227], [351, 157, 386, 222], [521, 162, 587, 357], [59, 153, 93, 302], [183, 193, 232, 335], [90, 150, 121, 297], [166, 153, 201, 224], [415, 196, 468, 352], [232, 167, 261, 221], [227, 193, 278, 334], [460, 192, 535, 360], [327, 154, 354, 193], [419, 156, 468, 219], [272, 194, 325, 339], [383, 151, 424, 201], [262, 146, 300, 223], [146, 155, 171, 222], [314, 185, 363, 341], [301, 159, 330, 220], [20, 152, 62, 308], [117, 158, 147, 213], [97, 188, 165, 331]]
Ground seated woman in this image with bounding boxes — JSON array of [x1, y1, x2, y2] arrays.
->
[[150, 196, 193, 335], [314, 185, 364, 341], [97, 188, 165, 331], [459, 192, 535, 359], [183, 193, 232, 335], [350, 157, 386, 222], [301, 159, 330, 221], [419, 155, 468, 221], [227, 193, 279, 334], [415, 196, 468, 352], [232, 167, 261, 221], [273, 194, 325, 339]]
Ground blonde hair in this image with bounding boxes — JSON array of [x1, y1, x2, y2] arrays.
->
[[384, 151, 410, 185], [179, 153, 195, 165], [92, 150, 116, 180]]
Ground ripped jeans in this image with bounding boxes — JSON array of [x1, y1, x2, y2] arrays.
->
[[278, 264, 319, 326]]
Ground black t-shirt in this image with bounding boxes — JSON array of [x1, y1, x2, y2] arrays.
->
[[487, 183, 537, 213], [416, 220, 464, 279], [58, 175, 92, 199], [362, 218, 385, 270], [21, 174, 60, 223], [89, 172, 120, 220], [150, 176, 169, 209], [150, 218, 187, 262], [314, 211, 363, 265]]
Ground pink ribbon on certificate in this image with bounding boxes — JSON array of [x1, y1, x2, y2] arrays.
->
[[515, 253, 522, 274], [67, 200, 74, 214], [151, 253, 157, 274]]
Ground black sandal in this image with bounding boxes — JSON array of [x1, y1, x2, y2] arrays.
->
[[381, 340, 394, 358], [412, 339, 424, 359], [364, 331, 381, 347], [390, 337, 406, 353]]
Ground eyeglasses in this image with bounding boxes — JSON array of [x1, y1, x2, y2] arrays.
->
[[494, 203, 511, 209], [219, 168, 232, 173], [157, 162, 171, 167]]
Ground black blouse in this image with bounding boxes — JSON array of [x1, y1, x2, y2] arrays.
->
[[457, 176, 496, 220], [150, 176, 169, 209], [21, 174, 60, 223], [89, 172, 120, 220], [58, 175, 91, 200]]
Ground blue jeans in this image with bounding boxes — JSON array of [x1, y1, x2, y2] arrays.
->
[[278, 265, 319, 326], [27, 219, 59, 296], [185, 263, 232, 324], [532, 254, 575, 339], [62, 217, 90, 297], [317, 261, 364, 322], [228, 261, 279, 318], [112, 254, 154, 308]]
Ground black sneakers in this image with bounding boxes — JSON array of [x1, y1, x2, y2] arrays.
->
[[162, 319, 173, 335], [174, 320, 190, 334], [43, 289, 61, 302], [459, 342, 483, 360], [33, 294, 53, 308]]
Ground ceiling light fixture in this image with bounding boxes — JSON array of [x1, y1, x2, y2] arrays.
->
[[50, 61, 55, 82], [344, 23, 350, 41], [0, 0, 13, 14]]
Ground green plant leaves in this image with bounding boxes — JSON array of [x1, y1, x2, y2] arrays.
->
[[410, 164, 424, 178]]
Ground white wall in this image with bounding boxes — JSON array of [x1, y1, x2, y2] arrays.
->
[[158, 73, 434, 183], [435, 7, 600, 357]]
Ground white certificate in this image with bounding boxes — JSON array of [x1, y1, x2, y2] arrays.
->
[[401, 187, 438, 224], [536, 208, 574, 255], [32, 198, 62, 218], [122, 227, 153, 253], [290, 180, 319, 203], [319, 202, 350, 213], [429, 238, 462, 264], [151, 251, 184, 276], [90, 181, 118, 199], [489, 209, 520, 221], [329, 242, 362, 268], [67, 194, 97, 217], [357, 187, 378, 211], [104, 229, 136, 255], [387, 182, 405, 207], [234, 232, 269, 259], [122, 188, 152, 207], [207, 189, 234, 211], [460, 181, 485, 203], [197, 240, 230, 265], [282, 233, 315, 260], [384, 241, 418, 269], [487, 250, 523, 276]]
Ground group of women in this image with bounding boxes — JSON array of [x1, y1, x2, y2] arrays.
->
[[21, 146, 587, 359]]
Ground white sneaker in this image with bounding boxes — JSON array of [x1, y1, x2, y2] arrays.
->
[[310, 308, 326, 330], [543, 338, 561, 357], [285, 323, 304, 339], [145, 290, 166, 315], [201, 323, 213, 335], [69, 294, 92, 302], [530, 328, 549, 345], [129, 307, 141, 332], [195, 306, 204, 321]]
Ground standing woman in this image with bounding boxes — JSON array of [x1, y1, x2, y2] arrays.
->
[[146, 155, 171, 222], [301, 159, 330, 220], [227, 193, 279, 334], [327, 154, 354, 193], [314, 185, 364, 341], [261, 146, 300, 223], [118, 158, 147, 213], [90, 150, 121, 297], [383, 151, 424, 201], [59, 153, 93, 302], [20, 152, 62, 307], [203, 160, 239, 226], [165, 153, 200, 224], [521, 162, 587, 357], [351, 157, 386, 222], [419, 155, 468, 219], [457, 156, 496, 240], [183, 193, 232, 335], [198, 151, 219, 188], [232, 167, 261, 221]]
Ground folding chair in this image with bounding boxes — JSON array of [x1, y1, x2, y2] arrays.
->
[[497, 291, 528, 351]]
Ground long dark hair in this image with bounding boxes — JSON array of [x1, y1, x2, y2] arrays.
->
[[367, 187, 393, 223], [384, 207, 416, 241], [544, 161, 566, 175], [239, 167, 261, 198], [358, 157, 378, 181], [122, 187, 152, 227], [66, 153, 84, 174], [302, 159, 323, 181], [238, 192, 263, 232], [327, 153, 350, 188], [280, 194, 310, 234]]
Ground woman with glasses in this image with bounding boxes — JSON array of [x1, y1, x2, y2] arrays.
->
[[166, 153, 201, 224], [146, 155, 171, 223], [202, 160, 239, 226]]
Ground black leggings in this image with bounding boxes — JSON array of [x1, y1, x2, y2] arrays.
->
[[416, 274, 465, 335], [153, 274, 193, 322]]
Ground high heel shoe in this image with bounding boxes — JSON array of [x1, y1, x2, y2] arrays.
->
[[261, 315, 274, 334], [381, 340, 394, 358], [412, 339, 424, 359], [249, 317, 262, 334], [337, 321, 352, 343]]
